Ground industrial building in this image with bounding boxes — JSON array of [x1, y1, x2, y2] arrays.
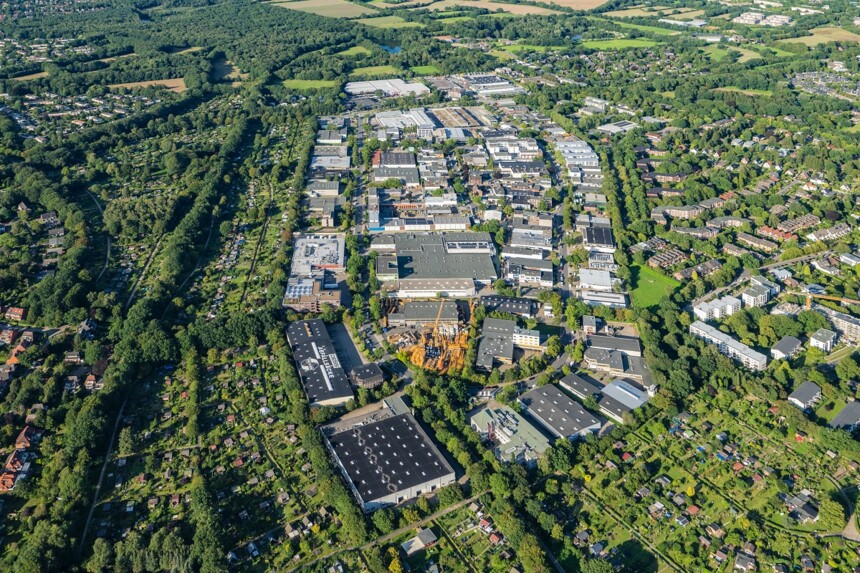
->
[[324, 397, 455, 511], [376, 232, 498, 298], [286, 320, 354, 407], [479, 295, 537, 318], [470, 406, 549, 467], [519, 384, 602, 440], [283, 234, 345, 311], [476, 318, 542, 370], [345, 78, 430, 98], [387, 301, 460, 327]]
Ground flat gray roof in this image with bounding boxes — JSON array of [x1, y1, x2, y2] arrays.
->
[[519, 384, 602, 439]]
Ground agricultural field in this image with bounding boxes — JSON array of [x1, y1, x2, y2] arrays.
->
[[282, 78, 340, 89], [604, 4, 704, 17], [107, 78, 187, 93], [581, 38, 658, 50], [600, 18, 680, 35], [630, 264, 679, 308], [350, 64, 401, 78], [269, 0, 376, 18], [410, 0, 561, 15], [357, 15, 425, 28], [779, 26, 860, 46]]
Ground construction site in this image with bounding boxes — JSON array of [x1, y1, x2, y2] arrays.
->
[[383, 300, 473, 374]]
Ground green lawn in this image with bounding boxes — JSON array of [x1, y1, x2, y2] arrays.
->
[[282, 79, 339, 89], [350, 64, 400, 78], [581, 38, 658, 50], [356, 15, 424, 28], [338, 45, 372, 56], [630, 264, 679, 308], [410, 65, 441, 74]]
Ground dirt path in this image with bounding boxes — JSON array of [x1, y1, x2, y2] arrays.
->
[[76, 395, 129, 557], [124, 234, 163, 311], [84, 189, 111, 283]]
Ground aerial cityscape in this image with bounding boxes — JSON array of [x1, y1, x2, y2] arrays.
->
[[2, 0, 860, 571]]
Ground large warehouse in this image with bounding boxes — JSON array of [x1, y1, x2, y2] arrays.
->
[[286, 319, 354, 407], [379, 232, 498, 298], [324, 397, 455, 511]]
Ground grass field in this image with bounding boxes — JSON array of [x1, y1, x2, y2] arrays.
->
[[357, 14, 424, 27], [410, 0, 561, 15], [582, 38, 658, 49], [338, 45, 373, 56], [714, 86, 772, 96], [489, 49, 516, 60], [282, 78, 340, 89], [108, 79, 187, 92], [270, 0, 376, 17], [10, 71, 48, 81], [704, 44, 761, 63], [410, 65, 441, 74], [630, 264, 679, 308], [350, 64, 400, 78], [779, 26, 860, 46]]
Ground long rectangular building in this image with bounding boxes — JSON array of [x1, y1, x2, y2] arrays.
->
[[286, 319, 354, 407], [689, 320, 767, 370]]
